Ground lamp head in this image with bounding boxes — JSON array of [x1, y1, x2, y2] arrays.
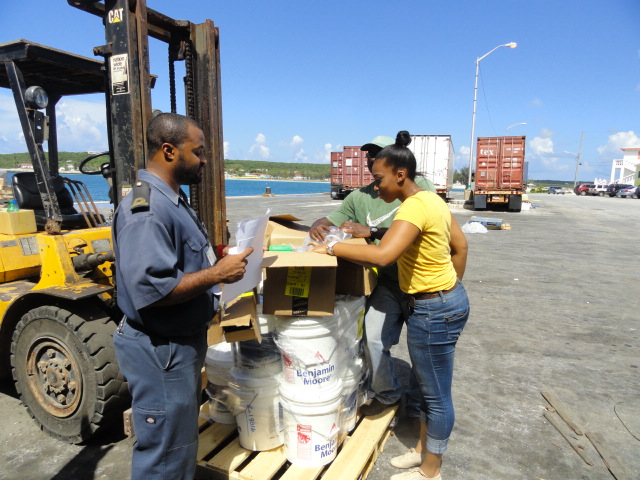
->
[[506, 42, 517, 48]]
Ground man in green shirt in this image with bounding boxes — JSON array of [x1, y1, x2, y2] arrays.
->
[[309, 135, 436, 416]]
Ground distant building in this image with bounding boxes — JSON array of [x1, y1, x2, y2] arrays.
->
[[18, 163, 31, 169], [610, 147, 640, 185]]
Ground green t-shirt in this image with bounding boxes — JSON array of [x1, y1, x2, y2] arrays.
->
[[326, 176, 436, 287]]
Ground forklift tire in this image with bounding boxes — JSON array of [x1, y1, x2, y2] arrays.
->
[[10, 305, 128, 444]]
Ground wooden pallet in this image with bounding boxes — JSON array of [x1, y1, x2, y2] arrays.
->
[[194, 403, 398, 480]]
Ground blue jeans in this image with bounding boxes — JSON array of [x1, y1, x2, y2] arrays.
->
[[363, 283, 409, 405], [114, 319, 208, 480], [407, 282, 470, 455]]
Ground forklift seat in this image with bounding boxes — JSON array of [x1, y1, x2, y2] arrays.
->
[[11, 172, 93, 230]]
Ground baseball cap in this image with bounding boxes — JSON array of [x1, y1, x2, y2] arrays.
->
[[360, 135, 394, 152]]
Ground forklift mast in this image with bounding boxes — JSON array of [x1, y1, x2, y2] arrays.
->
[[69, 0, 227, 244]]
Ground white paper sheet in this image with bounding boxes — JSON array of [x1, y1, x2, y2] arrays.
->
[[219, 209, 270, 305]]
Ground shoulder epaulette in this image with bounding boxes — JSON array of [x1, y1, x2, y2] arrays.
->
[[130, 180, 151, 213]]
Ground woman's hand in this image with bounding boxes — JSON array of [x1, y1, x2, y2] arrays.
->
[[339, 221, 371, 238]]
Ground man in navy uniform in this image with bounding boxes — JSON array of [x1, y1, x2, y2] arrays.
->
[[113, 113, 252, 480]]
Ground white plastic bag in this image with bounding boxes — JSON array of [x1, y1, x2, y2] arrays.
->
[[462, 222, 488, 234]]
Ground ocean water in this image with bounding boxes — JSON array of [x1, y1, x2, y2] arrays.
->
[[5, 172, 329, 203]]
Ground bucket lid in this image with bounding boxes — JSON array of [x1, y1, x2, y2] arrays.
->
[[229, 367, 280, 388], [275, 315, 340, 334], [206, 343, 234, 367], [279, 378, 343, 403]]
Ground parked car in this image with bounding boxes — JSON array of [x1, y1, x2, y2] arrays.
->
[[574, 184, 595, 195], [606, 184, 632, 197], [548, 186, 565, 194], [616, 185, 638, 198], [589, 184, 608, 196]]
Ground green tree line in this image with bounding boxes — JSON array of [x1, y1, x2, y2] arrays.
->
[[0, 153, 333, 180]]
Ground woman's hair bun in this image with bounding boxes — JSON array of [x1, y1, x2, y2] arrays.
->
[[395, 130, 411, 148]]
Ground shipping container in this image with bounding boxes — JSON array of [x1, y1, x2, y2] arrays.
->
[[408, 135, 455, 199], [331, 135, 454, 200], [330, 146, 371, 199], [473, 136, 526, 212]]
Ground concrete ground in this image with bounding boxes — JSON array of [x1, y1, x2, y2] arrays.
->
[[1, 192, 638, 480]]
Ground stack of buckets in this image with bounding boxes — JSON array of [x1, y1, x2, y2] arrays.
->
[[204, 342, 236, 425], [275, 295, 366, 467], [203, 295, 367, 468]]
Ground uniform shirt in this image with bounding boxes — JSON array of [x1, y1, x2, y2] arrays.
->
[[394, 190, 457, 294], [112, 169, 216, 337], [326, 176, 435, 288]]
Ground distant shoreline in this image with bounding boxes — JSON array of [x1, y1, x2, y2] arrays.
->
[[226, 176, 328, 183], [2, 168, 328, 183]]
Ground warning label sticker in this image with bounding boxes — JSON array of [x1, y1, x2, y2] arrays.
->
[[110, 54, 129, 95], [285, 267, 311, 298]]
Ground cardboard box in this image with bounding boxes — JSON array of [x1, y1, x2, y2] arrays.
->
[[262, 250, 338, 316], [262, 218, 376, 316], [0, 209, 37, 235], [336, 257, 377, 296], [208, 293, 261, 344]]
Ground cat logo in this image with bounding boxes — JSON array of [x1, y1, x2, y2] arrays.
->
[[108, 7, 124, 23]]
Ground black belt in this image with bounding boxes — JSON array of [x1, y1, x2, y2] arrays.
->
[[410, 281, 459, 300]]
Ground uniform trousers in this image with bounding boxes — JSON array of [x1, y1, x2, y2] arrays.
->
[[114, 319, 208, 480]]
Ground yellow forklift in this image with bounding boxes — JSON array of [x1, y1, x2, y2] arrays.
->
[[0, 0, 227, 443]]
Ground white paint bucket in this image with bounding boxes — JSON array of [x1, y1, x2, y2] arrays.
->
[[275, 315, 345, 391], [335, 295, 365, 362], [279, 380, 344, 467], [232, 333, 282, 375], [205, 343, 236, 424], [228, 367, 283, 451], [340, 358, 364, 433], [256, 305, 278, 334]]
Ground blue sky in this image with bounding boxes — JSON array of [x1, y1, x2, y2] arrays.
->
[[1, 0, 638, 181]]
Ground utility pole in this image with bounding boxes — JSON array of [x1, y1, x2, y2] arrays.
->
[[572, 132, 584, 190]]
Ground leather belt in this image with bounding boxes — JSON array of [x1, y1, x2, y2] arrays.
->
[[410, 281, 459, 300]]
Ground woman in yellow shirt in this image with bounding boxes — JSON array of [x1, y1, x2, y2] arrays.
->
[[313, 131, 469, 480]]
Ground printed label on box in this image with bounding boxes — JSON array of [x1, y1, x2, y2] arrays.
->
[[285, 267, 311, 298]]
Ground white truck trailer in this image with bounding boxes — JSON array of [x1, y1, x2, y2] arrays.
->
[[408, 135, 455, 200]]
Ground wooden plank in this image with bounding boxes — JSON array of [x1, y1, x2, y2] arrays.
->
[[541, 390, 585, 435], [197, 422, 238, 462], [321, 405, 398, 480], [360, 425, 395, 479], [205, 438, 254, 474], [278, 464, 325, 480], [543, 413, 593, 466], [586, 431, 635, 480], [237, 446, 288, 480]]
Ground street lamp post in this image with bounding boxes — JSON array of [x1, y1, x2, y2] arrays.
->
[[467, 42, 518, 188], [506, 122, 527, 135]]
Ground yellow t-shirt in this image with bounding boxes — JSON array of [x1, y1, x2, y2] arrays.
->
[[393, 191, 458, 294]]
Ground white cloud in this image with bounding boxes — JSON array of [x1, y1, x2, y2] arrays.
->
[[530, 98, 543, 107], [249, 133, 271, 160], [56, 98, 107, 151], [223, 141, 229, 157], [527, 135, 568, 172], [455, 146, 470, 169], [0, 93, 107, 153], [530, 136, 554, 156], [293, 148, 308, 163], [314, 143, 335, 163], [596, 131, 640, 159], [323, 143, 332, 162], [290, 135, 303, 148]]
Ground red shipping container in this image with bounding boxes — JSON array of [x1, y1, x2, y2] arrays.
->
[[330, 151, 344, 184], [341, 146, 369, 189], [475, 136, 526, 190]]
